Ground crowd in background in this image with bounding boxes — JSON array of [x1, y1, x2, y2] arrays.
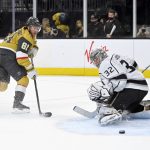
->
[[42, 9, 125, 39], [41, 9, 150, 39], [0, 0, 150, 39]]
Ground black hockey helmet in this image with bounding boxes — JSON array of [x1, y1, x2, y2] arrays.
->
[[26, 16, 41, 27]]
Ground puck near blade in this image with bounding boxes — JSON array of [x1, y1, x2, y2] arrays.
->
[[119, 130, 125, 134], [45, 112, 52, 117]]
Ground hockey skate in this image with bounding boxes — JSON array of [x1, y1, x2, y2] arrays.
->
[[13, 102, 30, 113], [141, 100, 150, 111], [144, 105, 150, 111], [12, 91, 30, 113]]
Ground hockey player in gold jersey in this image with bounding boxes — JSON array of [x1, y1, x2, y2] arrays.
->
[[0, 16, 41, 112]]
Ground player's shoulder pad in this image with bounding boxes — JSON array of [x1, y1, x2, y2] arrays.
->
[[113, 54, 121, 60], [21, 27, 35, 44]]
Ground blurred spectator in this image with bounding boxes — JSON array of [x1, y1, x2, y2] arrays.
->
[[23, 0, 32, 11], [42, 18, 61, 38], [106, 0, 126, 23], [137, 25, 150, 38], [42, 18, 51, 38], [52, 12, 70, 38], [88, 12, 104, 38], [73, 19, 83, 38], [104, 9, 123, 38]]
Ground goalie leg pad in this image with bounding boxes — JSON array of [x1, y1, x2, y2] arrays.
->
[[99, 112, 122, 126], [97, 105, 122, 125]]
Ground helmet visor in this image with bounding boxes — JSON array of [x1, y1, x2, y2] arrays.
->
[[30, 25, 41, 33]]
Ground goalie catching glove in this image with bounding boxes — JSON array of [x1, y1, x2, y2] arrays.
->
[[87, 81, 113, 103]]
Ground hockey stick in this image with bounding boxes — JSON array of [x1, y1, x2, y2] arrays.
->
[[142, 65, 150, 73], [31, 58, 52, 117], [73, 93, 119, 119], [73, 106, 99, 119]]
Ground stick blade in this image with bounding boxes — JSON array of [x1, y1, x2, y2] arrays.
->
[[73, 106, 97, 119], [41, 112, 52, 117]]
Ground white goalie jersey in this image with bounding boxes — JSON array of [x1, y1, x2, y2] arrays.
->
[[99, 54, 149, 92]]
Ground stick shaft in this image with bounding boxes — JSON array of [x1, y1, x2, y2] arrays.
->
[[31, 58, 42, 114], [33, 77, 42, 114], [142, 65, 150, 73]]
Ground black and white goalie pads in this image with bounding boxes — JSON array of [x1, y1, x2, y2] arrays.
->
[[87, 81, 113, 103]]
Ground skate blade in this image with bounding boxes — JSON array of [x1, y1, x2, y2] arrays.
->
[[12, 108, 30, 114]]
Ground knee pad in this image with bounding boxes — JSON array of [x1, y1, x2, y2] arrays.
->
[[17, 76, 29, 87], [0, 81, 8, 92]]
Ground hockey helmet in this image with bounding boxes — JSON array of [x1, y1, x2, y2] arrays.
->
[[26, 16, 41, 32], [90, 49, 108, 68]]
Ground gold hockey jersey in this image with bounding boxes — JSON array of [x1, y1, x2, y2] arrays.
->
[[0, 27, 38, 71]]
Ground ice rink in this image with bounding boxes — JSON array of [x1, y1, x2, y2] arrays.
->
[[0, 76, 150, 150]]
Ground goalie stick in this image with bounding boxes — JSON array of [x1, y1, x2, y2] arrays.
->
[[73, 92, 120, 119], [73, 106, 99, 119], [73, 100, 150, 119], [142, 64, 150, 73]]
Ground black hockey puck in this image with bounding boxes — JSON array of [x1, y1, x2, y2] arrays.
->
[[119, 130, 125, 134]]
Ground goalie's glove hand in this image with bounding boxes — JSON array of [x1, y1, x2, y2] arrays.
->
[[87, 84, 101, 101], [27, 69, 37, 79], [87, 81, 112, 103]]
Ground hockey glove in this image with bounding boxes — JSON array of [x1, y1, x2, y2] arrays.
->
[[87, 81, 113, 103], [28, 47, 38, 58], [27, 69, 37, 79], [87, 83, 101, 101]]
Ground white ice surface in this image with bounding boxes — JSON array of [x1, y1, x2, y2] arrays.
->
[[0, 76, 150, 150]]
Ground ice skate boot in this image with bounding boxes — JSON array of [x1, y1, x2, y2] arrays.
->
[[13, 91, 30, 113], [144, 105, 150, 111], [141, 100, 150, 111]]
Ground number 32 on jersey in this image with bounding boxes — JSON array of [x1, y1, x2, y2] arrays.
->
[[104, 67, 115, 77]]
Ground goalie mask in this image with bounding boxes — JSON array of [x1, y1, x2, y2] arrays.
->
[[90, 49, 108, 68]]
